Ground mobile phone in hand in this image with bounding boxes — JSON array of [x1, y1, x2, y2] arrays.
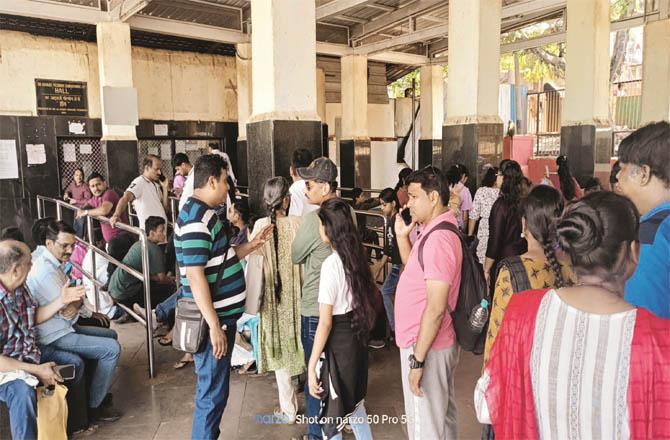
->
[[401, 208, 412, 225], [54, 364, 76, 381]]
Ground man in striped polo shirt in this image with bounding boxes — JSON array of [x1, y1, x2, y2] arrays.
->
[[174, 154, 272, 439]]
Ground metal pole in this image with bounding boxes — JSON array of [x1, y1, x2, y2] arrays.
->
[[535, 94, 541, 155], [139, 233, 155, 378], [56, 202, 62, 221], [411, 77, 416, 168], [87, 215, 100, 313], [37, 197, 43, 219]]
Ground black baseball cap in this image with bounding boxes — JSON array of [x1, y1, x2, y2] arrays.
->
[[297, 157, 338, 182]]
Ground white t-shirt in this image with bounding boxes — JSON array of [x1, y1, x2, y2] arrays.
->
[[318, 252, 353, 315], [211, 149, 236, 184], [82, 249, 117, 318], [126, 175, 167, 230], [179, 167, 195, 212], [288, 179, 319, 217]]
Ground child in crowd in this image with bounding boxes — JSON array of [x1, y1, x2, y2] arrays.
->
[[308, 198, 377, 440]]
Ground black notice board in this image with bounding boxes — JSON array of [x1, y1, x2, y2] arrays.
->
[[35, 79, 88, 116]]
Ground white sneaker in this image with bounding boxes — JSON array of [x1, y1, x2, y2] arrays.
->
[[132, 303, 158, 332]]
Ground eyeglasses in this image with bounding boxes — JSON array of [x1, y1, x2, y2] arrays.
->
[[55, 241, 75, 251]]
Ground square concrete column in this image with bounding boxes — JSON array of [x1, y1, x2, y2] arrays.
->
[[443, 0, 503, 187], [560, 0, 612, 180], [340, 55, 370, 189], [235, 43, 252, 188], [419, 64, 444, 168], [96, 22, 139, 192], [640, 18, 670, 124], [246, 0, 322, 213]]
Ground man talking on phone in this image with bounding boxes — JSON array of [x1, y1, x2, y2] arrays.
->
[[175, 154, 272, 439], [0, 240, 86, 439]]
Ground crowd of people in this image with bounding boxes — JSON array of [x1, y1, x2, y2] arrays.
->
[[1, 120, 669, 439]]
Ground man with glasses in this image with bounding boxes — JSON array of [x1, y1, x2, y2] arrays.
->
[[26, 220, 123, 422]]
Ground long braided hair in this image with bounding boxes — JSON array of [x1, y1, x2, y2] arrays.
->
[[263, 177, 290, 303], [521, 185, 565, 287]]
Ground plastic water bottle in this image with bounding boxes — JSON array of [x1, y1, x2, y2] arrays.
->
[[469, 299, 490, 333]]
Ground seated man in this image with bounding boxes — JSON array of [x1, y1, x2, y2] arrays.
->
[[107, 216, 175, 308], [26, 220, 122, 422], [0, 240, 86, 439]]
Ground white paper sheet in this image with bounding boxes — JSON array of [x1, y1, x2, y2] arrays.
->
[[185, 141, 200, 151], [160, 142, 172, 160], [62, 143, 77, 162], [154, 124, 168, 136], [148, 147, 159, 156], [0, 140, 19, 179], [79, 143, 92, 155], [26, 144, 46, 165]]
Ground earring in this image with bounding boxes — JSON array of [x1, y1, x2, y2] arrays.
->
[[521, 232, 525, 238]]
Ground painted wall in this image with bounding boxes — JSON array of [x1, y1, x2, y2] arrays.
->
[[0, 30, 237, 121]]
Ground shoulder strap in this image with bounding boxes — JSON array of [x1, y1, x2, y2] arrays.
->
[[500, 256, 532, 293], [418, 221, 462, 271]]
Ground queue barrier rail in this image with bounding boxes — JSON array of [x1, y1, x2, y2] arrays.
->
[[36, 195, 157, 378]]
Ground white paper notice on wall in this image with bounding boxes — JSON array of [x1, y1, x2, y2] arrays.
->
[[79, 144, 92, 155], [186, 141, 200, 151], [160, 142, 172, 160], [0, 140, 19, 179], [154, 124, 168, 137], [175, 140, 186, 153], [26, 144, 47, 165], [63, 143, 77, 162], [148, 147, 159, 156]]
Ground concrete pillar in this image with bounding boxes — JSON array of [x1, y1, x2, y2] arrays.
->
[[235, 43, 252, 187], [96, 21, 139, 191], [419, 64, 444, 168], [443, 0, 503, 188], [340, 55, 370, 189], [640, 18, 670, 124], [560, 0, 612, 179], [246, 0, 322, 213]]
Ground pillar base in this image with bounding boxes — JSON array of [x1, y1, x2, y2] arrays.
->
[[246, 119, 323, 214], [340, 138, 371, 190], [442, 123, 503, 188], [418, 139, 442, 169], [103, 140, 138, 193], [560, 124, 612, 181], [236, 139, 248, 188]]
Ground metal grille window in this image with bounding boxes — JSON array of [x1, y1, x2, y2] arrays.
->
[[57, 138, 107, 195], [175, 139, 221, 169], [138, 140, 175, 180]]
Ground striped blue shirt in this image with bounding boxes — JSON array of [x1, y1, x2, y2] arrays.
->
[[174, 197, 246, 320]]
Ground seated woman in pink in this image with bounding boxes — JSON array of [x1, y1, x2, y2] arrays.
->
[[475, 191, 670, 440]]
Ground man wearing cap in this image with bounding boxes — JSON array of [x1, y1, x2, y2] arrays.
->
[[291, 157, 352, 440]]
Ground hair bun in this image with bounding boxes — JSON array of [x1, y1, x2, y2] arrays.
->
[[556, 204, 604, 256]]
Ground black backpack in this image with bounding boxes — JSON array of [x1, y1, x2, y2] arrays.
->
[[418, 221, 489, 353]]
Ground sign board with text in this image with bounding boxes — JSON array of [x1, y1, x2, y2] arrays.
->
[[35, 79, 88, 116]]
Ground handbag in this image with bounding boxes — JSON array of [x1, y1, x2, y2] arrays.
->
[[37, 384, 68, 440], [244, 253, 264, 315], [173, 245, 230, 354]]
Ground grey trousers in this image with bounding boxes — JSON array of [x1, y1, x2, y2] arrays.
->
[[400, 344, 461, 440]]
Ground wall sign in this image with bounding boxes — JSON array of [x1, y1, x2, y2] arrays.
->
[[35, 79, 88, 116]]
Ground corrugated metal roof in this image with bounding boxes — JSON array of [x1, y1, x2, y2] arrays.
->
[[138, 0, 242, 30]]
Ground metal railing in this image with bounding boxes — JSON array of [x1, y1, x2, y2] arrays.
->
[[526, 89, 564, 156], [353, 208, 390, 281], [36, 196, 157, 378]]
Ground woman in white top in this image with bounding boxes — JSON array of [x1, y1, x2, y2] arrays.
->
[[308, 198, 378, 440], [467, 166, 502, 264], [475, 191, 670, 440]]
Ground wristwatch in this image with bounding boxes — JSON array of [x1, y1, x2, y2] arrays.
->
[[408, 354, 424, 369]]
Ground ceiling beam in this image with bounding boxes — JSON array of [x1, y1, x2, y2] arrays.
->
[[369, 50, 428, 64], [316, 0, 374, 20], [351, 0, 445, 40], [355, 23, 447, 54], [500, 31, 565, 53], [111, 0, 152, 21], [127, 15, 249, 44]]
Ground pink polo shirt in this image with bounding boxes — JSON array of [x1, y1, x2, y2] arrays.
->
[[394, 210, 462, 350]]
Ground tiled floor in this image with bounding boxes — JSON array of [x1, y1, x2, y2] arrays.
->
[[95, 322, 483, 439]]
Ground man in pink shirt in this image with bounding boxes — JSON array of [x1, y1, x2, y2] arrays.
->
[[394, 166, 463, 440]]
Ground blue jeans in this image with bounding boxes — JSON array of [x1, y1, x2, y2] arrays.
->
[[40, 344, 85, 385], [328, 404, 373, 440], [192, 318, 237, 440], [381, 264, 400, 332], [155, 287, 181, 324], [301, 315, 322, 439], [48, 325, 120, 408], [0, 379, 37, 440]]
